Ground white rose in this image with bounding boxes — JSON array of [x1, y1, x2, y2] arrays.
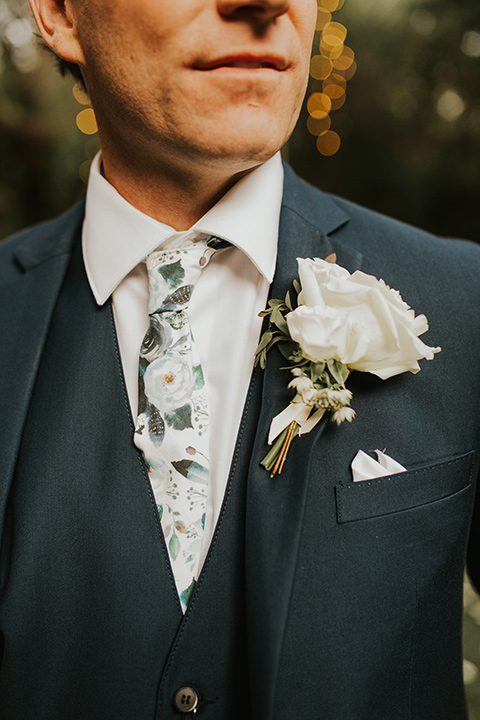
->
[[286, 257, 440, 380], [143, 352, 193, 411]]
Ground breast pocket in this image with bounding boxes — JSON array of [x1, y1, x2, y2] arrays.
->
[[335, 450, 476, 524]]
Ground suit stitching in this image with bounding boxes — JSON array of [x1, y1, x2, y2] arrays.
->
[[336, 453, 475, 523], [338, 482, 473, 524], [339, 452, 475, 492]]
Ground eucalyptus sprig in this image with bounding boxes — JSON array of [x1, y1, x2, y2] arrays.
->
[[254, 285, 355, 477], [254, 290, 298, 370]]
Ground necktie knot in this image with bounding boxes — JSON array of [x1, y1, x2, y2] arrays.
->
[[145, 236, 225, 316]]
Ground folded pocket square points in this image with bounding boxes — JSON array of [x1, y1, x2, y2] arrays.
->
[[351, 449, 407, 482]]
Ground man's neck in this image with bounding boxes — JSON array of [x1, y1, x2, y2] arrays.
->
[[100, 151, 258, 231]]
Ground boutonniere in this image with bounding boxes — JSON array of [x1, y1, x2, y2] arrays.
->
[[255, 254, 441, 476]]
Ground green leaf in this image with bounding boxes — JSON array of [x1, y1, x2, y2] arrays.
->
[[327, 359, 343, 385], [280, 358, 310, 371], [263, 334, 290, 355], [193, 364, 204, 389], [317, 369, 330, 386], [293, 279, 301, 295], [169, 532, 180, 561], [172, 460, 209, 484], [158, 260, 185, 288], [285, 290, 293, 311], [271, 307, 289, 336], [310, 362, 326, 383], [327, 359, 349, 384], [169, 334, 190, 352], [338, 362, 350, 383], [277, 340, 298, 360], [255, 347, 268, 368], [255, 331, 273, 355], [165, 404, 193, 430], [180, 578, 196, 606]]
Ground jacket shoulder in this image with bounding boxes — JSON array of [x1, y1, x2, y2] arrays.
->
[[0, 201, 85, 284], [330, 191, 480, 265], [284, 165, 480, 275]]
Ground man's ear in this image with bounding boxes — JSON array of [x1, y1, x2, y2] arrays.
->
[[29, 0, 85, 65]]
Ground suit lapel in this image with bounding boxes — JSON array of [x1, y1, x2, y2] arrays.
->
[[0, 203, 83, 538], [245, 167, 362, 719]]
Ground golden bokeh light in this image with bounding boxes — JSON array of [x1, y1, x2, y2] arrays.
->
[[316, 8, 332, 31], [323, 83, 346, 101], [340, 60, 357, 81], [333, 46, 355, 71], [319, 0, 344, 12], [330, 94, 347, 111], [325, 73, 347, 91], [310, 55, 334, 80], [316, 130, 341, 156], [72, 83, 90, 106], [319, 39, 345, 61], [76, 108, 98, 135], [322, 21, 348, 42], [307, 115, 332, 137], [308, 3, 353, 156], [307, 92, 332, 120], [320, 23, 347, 59]]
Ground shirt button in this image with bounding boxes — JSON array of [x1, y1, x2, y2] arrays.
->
[[173, 686, 199, 714]]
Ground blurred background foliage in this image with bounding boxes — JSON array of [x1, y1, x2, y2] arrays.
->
[[1, 0, 480, 713], [1, 0, 479, 241], [291, 0, 480, 242], [0, 0, 98, 238]]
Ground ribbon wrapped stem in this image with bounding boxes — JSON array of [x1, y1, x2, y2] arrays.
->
[[261, 421, 300, 477]]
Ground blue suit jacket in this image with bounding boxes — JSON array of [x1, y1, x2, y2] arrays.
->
[[1, 164, 480, 719]]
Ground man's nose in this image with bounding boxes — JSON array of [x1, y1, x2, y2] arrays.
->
[[217, 0, 290, 22]]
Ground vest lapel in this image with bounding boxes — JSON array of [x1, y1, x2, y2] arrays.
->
[[245, 171, 363, 720]]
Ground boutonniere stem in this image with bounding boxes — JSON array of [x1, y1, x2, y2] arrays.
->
[[255, 254, 441, 477], [261, 421, 300, 475]]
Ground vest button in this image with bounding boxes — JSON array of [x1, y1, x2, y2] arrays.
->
[[173, 686, 199, 714]]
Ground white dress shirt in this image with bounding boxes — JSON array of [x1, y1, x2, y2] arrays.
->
[[82, 152, 283, 568]]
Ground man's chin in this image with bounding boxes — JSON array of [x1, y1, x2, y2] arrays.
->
[[175, 117, 293, 168]]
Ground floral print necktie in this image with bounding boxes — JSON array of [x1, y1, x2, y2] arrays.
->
[[134, 236, 226, 611]]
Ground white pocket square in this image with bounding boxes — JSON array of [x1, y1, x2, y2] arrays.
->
[[351, 449, 407, 482]]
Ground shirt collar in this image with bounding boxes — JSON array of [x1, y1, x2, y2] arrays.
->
[[83, 151, 283, 305]]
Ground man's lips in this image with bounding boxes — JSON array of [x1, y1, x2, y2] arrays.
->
[[193, 55, 288, 71]]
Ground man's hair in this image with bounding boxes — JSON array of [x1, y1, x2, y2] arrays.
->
[[57, 55, 86, 90]]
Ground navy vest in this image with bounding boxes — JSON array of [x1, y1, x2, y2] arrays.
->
[[0, 238, 261, 719]]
